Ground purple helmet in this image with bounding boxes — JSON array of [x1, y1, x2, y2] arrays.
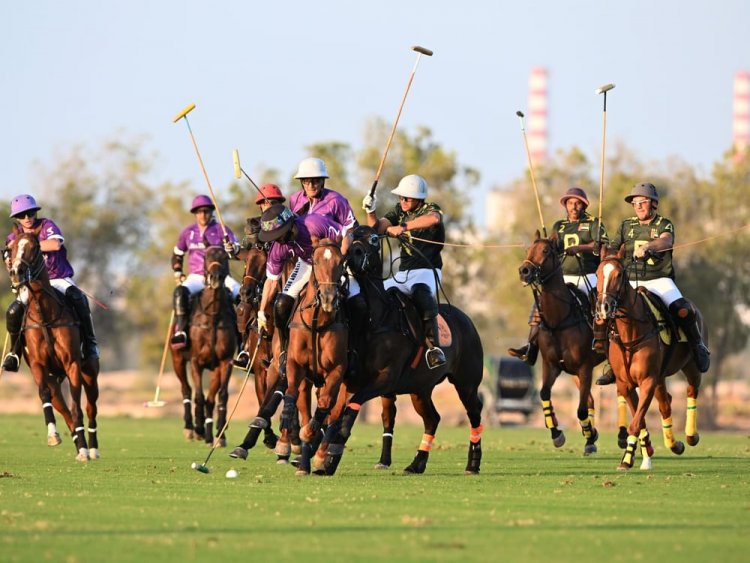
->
[[190, 194, 215, 213], [10, 194, 41, 218]]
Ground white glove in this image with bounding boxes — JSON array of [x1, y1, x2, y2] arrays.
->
[[257, 310, 268, 333], [224, 240, 239, 257], [362, 193, 377, 213]]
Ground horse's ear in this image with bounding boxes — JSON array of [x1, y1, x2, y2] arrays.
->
[[617, 244, 626, 260], [31, 224, 43, 237], [534, 229, 541, 241], [311, 236, 320, 247]]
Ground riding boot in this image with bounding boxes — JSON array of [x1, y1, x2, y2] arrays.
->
[[346, 294, 369, 378], [65, 286, 99, 360], [1, 300, 25, 372], [411, 284, 446, 370], [508, 305, 540, 365], [274, 293, 296, 378], [596, 362, 616, 386], [670, 298, 710, 373], [233, 347, 250, 369], [171, 285, 191, 348]]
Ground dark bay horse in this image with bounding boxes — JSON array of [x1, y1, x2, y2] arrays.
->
[[517, 231, 606, 455], [7, 230, 100, 461], [170, 246, 237, 446], [595, 246, 702, 470], [275, 237, 348, 476], [318, 226, 484, 476]]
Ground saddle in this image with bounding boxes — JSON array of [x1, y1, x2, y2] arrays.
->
[[565, 283, 595, 327], [386, 288, 452, 348], [637, 288, 687, 346]]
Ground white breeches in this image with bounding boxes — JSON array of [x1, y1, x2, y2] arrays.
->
[[384, 268, 442, 296], [183, 273, 240, 298], [629, 277, 682, 307]]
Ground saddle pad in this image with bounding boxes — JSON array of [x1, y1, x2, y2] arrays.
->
[[640, 292, 687, 346], [437, 314, 452, 347]]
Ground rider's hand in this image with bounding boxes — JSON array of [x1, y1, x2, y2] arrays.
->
[[173, 270, 185, 285], [257, 311, 268, 333], [565, 245, 581, 256], [634, 245, 649, 260], [385, 224, 407, 238], [224, 240, 239, 257], [362, 193, 377, 214]]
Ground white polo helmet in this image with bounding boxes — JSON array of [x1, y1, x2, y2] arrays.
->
[[391, 174, 428, 200], [294, 157, 329, 179]]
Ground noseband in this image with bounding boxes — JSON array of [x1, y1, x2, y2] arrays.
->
[[10, 240, 46, 291], [520, 243, 561, 288]]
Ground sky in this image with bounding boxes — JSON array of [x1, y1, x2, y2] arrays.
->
[[2, 1, 748, 226]]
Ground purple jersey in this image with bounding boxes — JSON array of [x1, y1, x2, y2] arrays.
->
[[6, 218, 74, 279], [266, 214, 341, 279], [174, 220, 237, 275], [289, 188, 356, 236]]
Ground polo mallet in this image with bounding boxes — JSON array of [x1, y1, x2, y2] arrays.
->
[[368, 45, 433, 199], [516, 110, 546, 237], [172, 103, 229, 240], [191, 333, 264, 474], [145, 311, 174, 408], [595, 84, 615, 243], [232, 149, 271, 204]]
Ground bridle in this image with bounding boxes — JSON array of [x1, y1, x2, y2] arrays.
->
[[9, 237, 47, 291], [519, 240, 562, 289]]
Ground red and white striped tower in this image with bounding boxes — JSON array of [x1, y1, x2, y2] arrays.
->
[[733, 71, 750, 162], [527, 67, 549, 164]]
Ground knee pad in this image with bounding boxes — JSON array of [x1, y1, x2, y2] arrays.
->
[[173, 285, 190, 316], [6, 300, 25, 333], [274, 293, 296, 328]]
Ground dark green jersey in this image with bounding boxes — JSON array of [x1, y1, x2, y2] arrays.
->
[[611, 214, 674, 281], [551, 213, 608, 276], [384, 201, 444, 270]]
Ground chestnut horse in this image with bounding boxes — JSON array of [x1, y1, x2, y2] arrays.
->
[[517, 231, 606, 455], [170, 246, 237, 445], [318, 226, 484, 476], [595, 246, 702, 470], [7, 231, 99, 461], [275, 237, 348, 475]]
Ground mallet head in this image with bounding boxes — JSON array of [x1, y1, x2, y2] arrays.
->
[[516, 110, 525, 118], [595, 84, 615, 95], [232, 149, 242, 179], [411, 45, 433, 56], [172, 103, 196, 123]]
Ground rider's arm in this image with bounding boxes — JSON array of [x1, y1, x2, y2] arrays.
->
[[258, 277, 279, 319], [640, 232, 673, 255], [40, 238, 62, 252], [384, 211, 440, 238]]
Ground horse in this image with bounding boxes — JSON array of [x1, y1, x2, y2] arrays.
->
[[274, 236, 348, 475], [7, 230, 100, 461], [516, 231, 607, 455], [595, 246, 702, 470], [170, 246, 237, 446], [317, 225, 484, 476]]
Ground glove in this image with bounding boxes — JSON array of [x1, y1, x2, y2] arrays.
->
[[173, 271, 185, 284], [362, 193, 377, 213], [564, 245, 581, 256], [257, 310, 268, 333], [224, 240, 239, 257]]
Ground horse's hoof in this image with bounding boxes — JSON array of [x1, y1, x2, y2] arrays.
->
[[617, 463, 631, 471], [274, 441, 291, 457], [89, 448, 100, 460], [374, 462, 390, 470], [312, 468, 327, 476], [217, 437, 227, 448], [229, 447, 248, 460], [183, 429, 195, 441], [686, 434, 700, 447], [295, 468, 310, 477], [262, 432, 278, 450], [76, 449, 90, 462], [290, 455, 302, 468], [311, 453, 326, 472], [583, 443, 598, 456], [276, 456, 290, 465], [671, 441, 685, 456], [639, 458, 652, 471], [47, 433, 62, 447], [403, 461, 427, 474], [553, 432, 566, 448]]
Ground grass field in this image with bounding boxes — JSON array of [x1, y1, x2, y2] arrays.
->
[[1, 414, 748, 562]]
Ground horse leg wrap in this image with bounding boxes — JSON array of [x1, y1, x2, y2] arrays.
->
[[250, 416, 269, 430], [279, 394, 297, 431], [259, 390, 284, 420], [617, 395, 628, 428], [579, 416, 593, 440], [588, 408, 596, 429], [621, 435, 638, 468], [418, 433, 435, 452], [466, 439, 482, 474], [638, 429, 654, 458], [686, 397, 698, 437], [42, 402, 56, 426], [542, 400, 558, 430], [661, 417, 675, 449], [469, 424, 483, 444], [339, 404, 360, 441]]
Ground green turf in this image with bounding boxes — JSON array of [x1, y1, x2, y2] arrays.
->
[[0, 415, 748, 562]]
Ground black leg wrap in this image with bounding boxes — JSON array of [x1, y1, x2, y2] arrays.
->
[[465, 440, 482, 474], [280, 394, 297, 431], [339, 406, 360, 441]]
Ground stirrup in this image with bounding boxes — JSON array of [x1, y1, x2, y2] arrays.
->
[[233, 350, 250, 369], [425, 346, 446, 370], [592, 339, 606, 353], [1, 353, 20, 372]]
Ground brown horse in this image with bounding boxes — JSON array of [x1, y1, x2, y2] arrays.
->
[[170, 246, 237, 445], [274, 237, 348, 475], [517, 231, 606, 455], [7, 231, 100, 461], [317, 225, 484, 476], [595, 246, 702, 470]]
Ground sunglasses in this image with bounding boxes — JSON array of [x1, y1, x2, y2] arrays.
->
[[15, 210, 37, 219]]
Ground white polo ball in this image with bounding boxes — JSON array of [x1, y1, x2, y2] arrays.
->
[[191, 462, 197, 469], [225, 469, 238, 479]]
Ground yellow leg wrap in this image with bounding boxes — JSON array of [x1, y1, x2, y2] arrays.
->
[[579, 416, 593, 439], [418, 433, 434, 452], [542, 400, 556, 430], [588, 408, 596, 429], [622, 435, 638, 466], [661, 417, 675, 449], [686, 397, 698, 436], [617, 396, 628, 428], [638, 428, 653, 458]]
